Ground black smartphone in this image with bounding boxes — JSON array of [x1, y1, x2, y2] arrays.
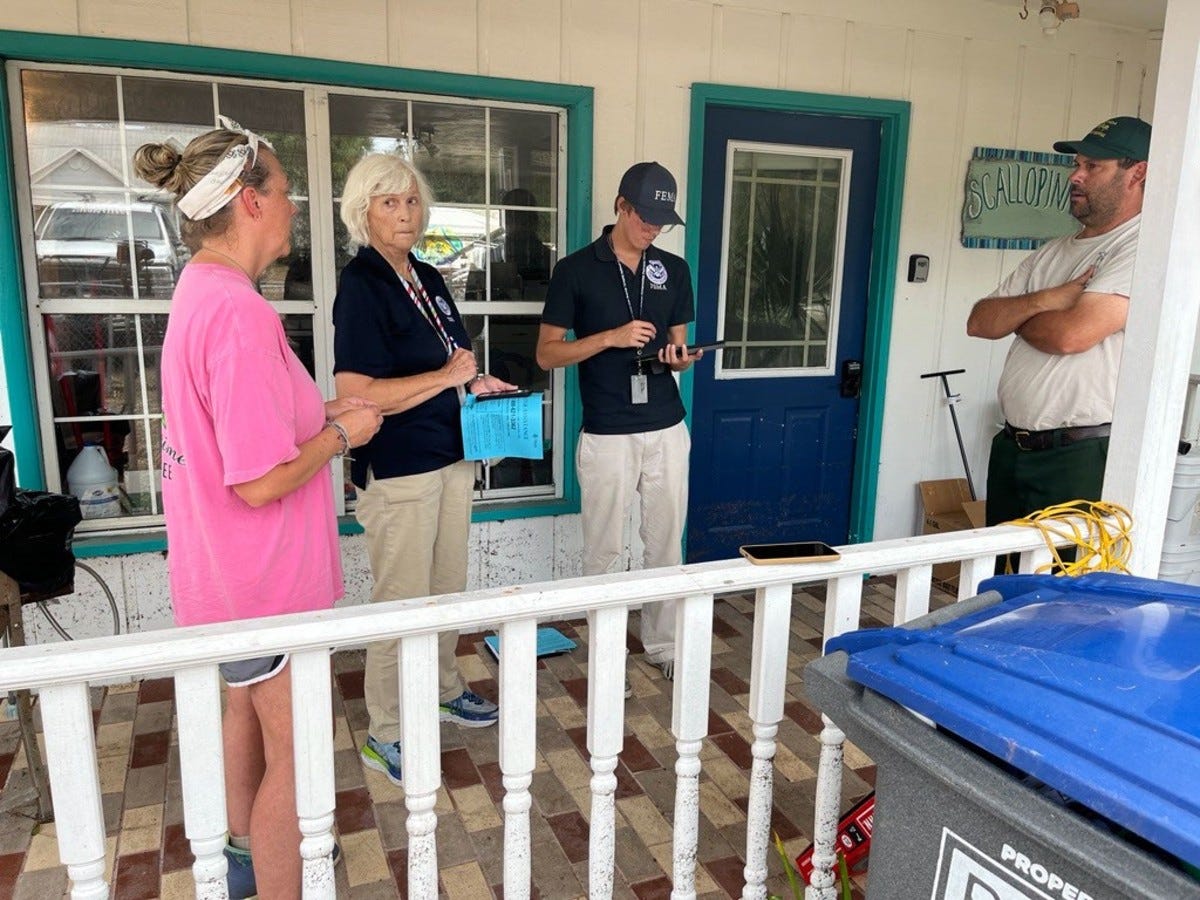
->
[[476, 389, 533, 402], [636, 340, 725, 367], [739, 541, 841, 564], [672, 340, 724, 355]]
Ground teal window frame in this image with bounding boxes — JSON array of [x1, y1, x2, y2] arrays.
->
[[0, 30, 592, 554]]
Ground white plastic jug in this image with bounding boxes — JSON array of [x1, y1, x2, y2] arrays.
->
[[67, 444, 120, 519]]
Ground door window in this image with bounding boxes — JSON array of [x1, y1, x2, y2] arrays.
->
[[716, 142, 851, 378]]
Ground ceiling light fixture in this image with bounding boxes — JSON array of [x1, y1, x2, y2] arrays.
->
[[1021, 1, 1081, 35]]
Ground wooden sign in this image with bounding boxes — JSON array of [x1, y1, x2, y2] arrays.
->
[[961, 147, 1078, 249]]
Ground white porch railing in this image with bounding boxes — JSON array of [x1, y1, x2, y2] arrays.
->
[[0, 523, 1064, 900]]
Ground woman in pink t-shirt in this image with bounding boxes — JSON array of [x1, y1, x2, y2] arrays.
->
[[135, 124, 381, 898]]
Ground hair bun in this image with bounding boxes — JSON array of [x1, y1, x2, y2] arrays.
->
[[133, 143, 184, 192]]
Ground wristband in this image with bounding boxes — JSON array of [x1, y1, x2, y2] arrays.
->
[[326, 420, 351, 457]]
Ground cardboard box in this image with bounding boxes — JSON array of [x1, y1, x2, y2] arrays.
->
[[919, 479, 987, 585]]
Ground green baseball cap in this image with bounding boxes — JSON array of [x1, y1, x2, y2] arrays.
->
[[1053, 116, 1151, 161]]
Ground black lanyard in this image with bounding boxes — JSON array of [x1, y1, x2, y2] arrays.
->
[[615, 253, 645, 321]]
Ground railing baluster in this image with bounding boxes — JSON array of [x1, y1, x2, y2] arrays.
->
[[807, 574, 865, 900], [670, 592, 714, 900], [1019, 546, 1053, 573], [39, 683, 108, 900], [957, 555, 996, 600], [586, 605, 629, 899], [174, 666, 231, 899], [893, 563, 933, 624], [499, 618, 538, 899], [821, 574, 863, 645], [742, 582, 793, 900], [399, 632, 441, 898], [804, 715, 846, 900], [290, 649, 337, 898]]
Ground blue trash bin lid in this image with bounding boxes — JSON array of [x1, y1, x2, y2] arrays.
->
[[826, 572, 1200, 869]]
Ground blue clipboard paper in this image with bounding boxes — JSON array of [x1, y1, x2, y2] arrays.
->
[[483, 627, 576, 660], [825, 572, 1200, 870], [460, 392, 544, 460]]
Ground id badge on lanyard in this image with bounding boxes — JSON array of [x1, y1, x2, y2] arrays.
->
[[631, 373, 648, 404]]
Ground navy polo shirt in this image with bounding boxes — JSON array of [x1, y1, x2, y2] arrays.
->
[[332, 245, 471, 486], [542, 226, 694, 434]]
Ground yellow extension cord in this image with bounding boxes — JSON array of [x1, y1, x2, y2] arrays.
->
[[1005, 499, 1134, 575]]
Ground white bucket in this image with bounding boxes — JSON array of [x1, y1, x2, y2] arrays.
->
[[1166, 447, 1200, 521], [1158, 544, 1200, 585], [67, 445, 120, 519]]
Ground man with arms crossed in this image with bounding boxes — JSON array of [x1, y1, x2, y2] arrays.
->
[[537, 161, 700, 681], [967, 116, 1150, 525]]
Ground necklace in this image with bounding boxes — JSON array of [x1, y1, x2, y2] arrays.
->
[[201, 246, 256, 283]]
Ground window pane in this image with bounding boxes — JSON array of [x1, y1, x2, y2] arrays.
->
[[45, 308, 163, 520], [486, 316, 553, 492], [721, 148, 846, 372], [489, 108, 557, 208], [484, 315, 549, 391], [47, 313, 150, 415], [34, 193, 185, 299], [328, 94, 408, 196], [259, 198, 312, 302], [219, 83, 309, 194], [123, 76, 213, 181], [490, 209, 556, 301], [411, 101, 485, 203], [282, 313, 316, 380], [418, 207, 499, 304]]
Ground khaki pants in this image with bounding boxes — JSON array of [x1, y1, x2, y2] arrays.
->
[[577, 420, 690, 663], [356, 460, 473, 743]]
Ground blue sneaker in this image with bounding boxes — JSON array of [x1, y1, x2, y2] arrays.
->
[[361, 735, 403, 786], [438, 690, 499, 728], [223, 845, 256, 899]]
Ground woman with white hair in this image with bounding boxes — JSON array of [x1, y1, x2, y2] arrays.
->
[[135, 122, 382, 897], [332, 154, 513, 786]]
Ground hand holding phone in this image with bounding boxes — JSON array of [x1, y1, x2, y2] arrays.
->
[[739, 541, 841, 564]]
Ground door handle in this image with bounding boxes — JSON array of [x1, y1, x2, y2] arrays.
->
[[840, 360, 862, 398]]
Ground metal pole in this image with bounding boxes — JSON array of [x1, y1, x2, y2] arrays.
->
[[920, 369, 976, 500]]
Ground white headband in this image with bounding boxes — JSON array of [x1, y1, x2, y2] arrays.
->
[[176, 116, 275, 221]]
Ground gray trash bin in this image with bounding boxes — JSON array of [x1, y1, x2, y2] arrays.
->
[[805, 573, 1200, 900]]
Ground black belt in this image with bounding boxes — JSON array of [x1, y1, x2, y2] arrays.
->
[[1004, 422, 1111, 452]]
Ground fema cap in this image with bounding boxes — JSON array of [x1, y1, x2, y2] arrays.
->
[[618, 161, 685, 227], [1053, 116, 1151, 161]]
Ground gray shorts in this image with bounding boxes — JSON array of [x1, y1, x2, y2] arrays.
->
[[219, 653, 289, 687]]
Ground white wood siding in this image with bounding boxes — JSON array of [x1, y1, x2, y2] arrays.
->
[[0, 1, 1166, 638]]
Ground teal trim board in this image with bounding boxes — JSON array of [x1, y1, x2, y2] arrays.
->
[[685, 83, 911, 544], [0, 29, 593, 536], [0, 63, 43, 489]]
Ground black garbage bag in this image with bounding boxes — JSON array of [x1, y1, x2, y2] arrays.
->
[[0, 489, 82, 599]]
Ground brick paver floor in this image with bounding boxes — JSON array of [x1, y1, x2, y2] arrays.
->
[[0, 577, 953, 898]]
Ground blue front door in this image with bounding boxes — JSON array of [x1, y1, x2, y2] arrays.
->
[[686, 106, 881, 562]]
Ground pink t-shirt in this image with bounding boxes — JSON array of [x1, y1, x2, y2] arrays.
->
[[161, 263, 343, 626]]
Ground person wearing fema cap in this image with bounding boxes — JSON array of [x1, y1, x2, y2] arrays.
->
[[967, 115, 1150, 527], [537, 161, 698, 684]]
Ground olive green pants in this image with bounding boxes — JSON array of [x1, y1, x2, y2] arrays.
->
[[984, 430, 1110, 526]]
